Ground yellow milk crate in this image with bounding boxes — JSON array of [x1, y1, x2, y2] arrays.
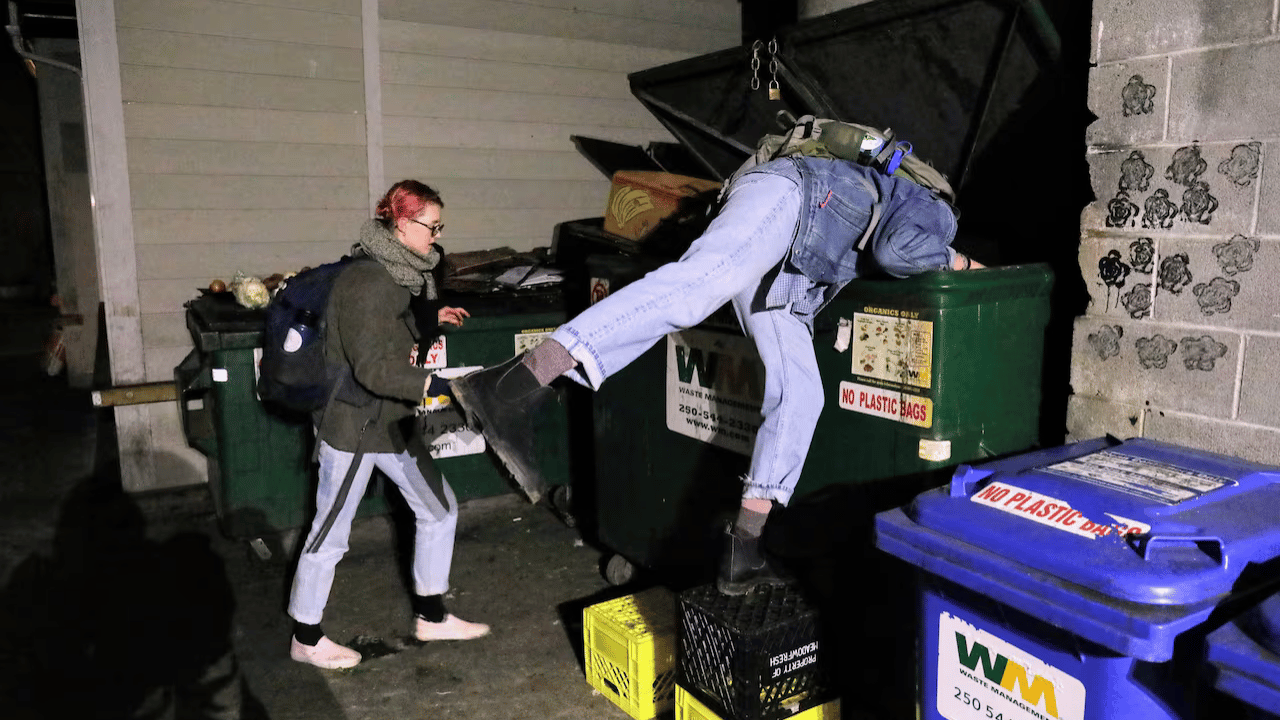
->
[[583, 587, 678, 720], [675, 684, 841, 720]]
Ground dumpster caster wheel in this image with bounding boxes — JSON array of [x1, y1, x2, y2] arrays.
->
[[550, 484, 576, 528], [605, 554, 635, 586]]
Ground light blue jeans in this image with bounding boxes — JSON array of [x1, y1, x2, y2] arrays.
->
[[552, 172, 820, 504], [289, 440, 457, 625]]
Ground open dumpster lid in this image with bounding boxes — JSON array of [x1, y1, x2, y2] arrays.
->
[[627, 0, 1062, 195], [876, 437, 1280, 660]]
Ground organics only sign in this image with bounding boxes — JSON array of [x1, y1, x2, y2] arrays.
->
[[850, 308, 933, 388], [665, 330, 764, 455], [938, 612, 1086, 720], [840, 307, 936, 428], [970, 481, 1151, 539], [514, 328, 555, 356], [409, 337, 447, 369]]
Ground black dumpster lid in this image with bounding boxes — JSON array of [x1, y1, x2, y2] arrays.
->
[[627, 0, 1062, 195]]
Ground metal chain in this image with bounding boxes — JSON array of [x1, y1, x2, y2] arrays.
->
[[750, 39, 762, 91], [767, 36, 780, 99]]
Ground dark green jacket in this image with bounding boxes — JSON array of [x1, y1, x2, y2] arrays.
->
[[314, 259, 441, 453]]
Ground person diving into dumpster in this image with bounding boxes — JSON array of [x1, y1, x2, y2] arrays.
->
[[450, 145, 984, 596]]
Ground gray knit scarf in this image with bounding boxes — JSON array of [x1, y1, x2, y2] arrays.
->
[[357, 218, 440, 298]]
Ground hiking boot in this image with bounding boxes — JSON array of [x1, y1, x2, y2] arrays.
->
[[290, 636, 361, 669], [413, 614, 491, 642], [450, 354, 551, 503], [716, 526, 790, 596]]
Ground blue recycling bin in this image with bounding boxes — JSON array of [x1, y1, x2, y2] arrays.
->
[[1205, 594, 1280, 717], [875, 437, 1280, 720]]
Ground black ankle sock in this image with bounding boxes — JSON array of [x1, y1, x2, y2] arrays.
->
[[734, 505, 769, 538], [294, 621, 324, 646], [412, 594, 447, 623]]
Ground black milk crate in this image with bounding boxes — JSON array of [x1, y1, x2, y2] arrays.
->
[[677, 584, 832, 720]]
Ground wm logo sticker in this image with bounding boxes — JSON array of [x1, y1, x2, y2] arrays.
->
[[955, 633, 1059, 717], [937, 613, 1085, 720]]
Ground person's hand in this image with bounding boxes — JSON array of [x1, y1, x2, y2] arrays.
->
[[952, 252, 985, 270], [438, 306, 470, 326]]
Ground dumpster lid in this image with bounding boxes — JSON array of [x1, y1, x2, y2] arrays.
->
[[901, 437, 1280, 606], [626, 0, 1062, 192]]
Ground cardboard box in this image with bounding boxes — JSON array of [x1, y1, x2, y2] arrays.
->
[[603, 171, 720, 241]]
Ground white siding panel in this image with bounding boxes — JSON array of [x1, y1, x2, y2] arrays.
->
[[133, 209, 367, 245], [422, 178, 601, 211], [383, 86, 666, 129], [131, 175, 367, 210], [137, 240, 352, 280], [142, 312, 192, 349], [384, 147, 599, 181], [117, 0, 362, 48], [128, 139, 366, 176], [222, 0, 360, 14], [379, 0, 736, 52], [141, 279, 217, 314], [145, 347, 198, 384], [384, 117, 671, 152], [386, 0, 736, 29], [121, 66, 364, 113], [381, 21, 700, 72], [118, 28, 363, 81], [383, 52, 630, 99], [123, 104, 366, 144]]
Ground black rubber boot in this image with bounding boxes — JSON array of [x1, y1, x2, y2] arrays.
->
[[449, 354, 552, 503], [716, 526, 790, 596]]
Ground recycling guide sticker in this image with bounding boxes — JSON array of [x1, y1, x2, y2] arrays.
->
[[939, 612, 1086, 720]]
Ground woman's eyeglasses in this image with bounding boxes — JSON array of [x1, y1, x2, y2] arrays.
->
[[409, 218, 444, 236]]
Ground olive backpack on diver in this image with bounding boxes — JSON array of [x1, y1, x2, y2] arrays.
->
[[744, 112, 956, 205]]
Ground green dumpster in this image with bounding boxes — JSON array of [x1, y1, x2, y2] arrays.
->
[[177, 289, 574, 539], [587, 258, 1054, 581], [178, 294, 388, 539], [414, 290, 574, 500]]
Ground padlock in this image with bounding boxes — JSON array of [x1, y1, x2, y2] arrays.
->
[[768, 84, 781, 101]]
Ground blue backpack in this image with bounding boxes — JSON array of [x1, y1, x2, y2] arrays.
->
[[257, 255, 369, 413]]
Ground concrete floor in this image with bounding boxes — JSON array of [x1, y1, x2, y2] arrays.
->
[[0, 302, 639, 720], [0, 300, 928, 720]]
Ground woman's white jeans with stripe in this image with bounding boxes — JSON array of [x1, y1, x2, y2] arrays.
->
[[288, 440, 457, 625]]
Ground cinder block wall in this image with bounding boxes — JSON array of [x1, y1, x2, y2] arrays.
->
[[1068, 0, 1280, 463]]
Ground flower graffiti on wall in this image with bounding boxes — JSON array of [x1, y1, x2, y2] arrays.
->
[[1129, 238, 1154, 273], [1218, 143, 1261, 187], [1121, 75, 1157, 116], [1087, 324, 1124, 360], [1107, 192, 1140, 228], [1180, 335, 1228, 371], [1142, 189, 1178, 229], [1213, 235, 1260, 276], [1120, 150, 1155, 193], [1181, 181, 1219, 225], [1158, 253, 1194, 294], [1193, 277, 1241, 316], [1121, 283, 1152, 319], [1167, 145, 1208, 186], [1135, 334, 1178, 369]]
